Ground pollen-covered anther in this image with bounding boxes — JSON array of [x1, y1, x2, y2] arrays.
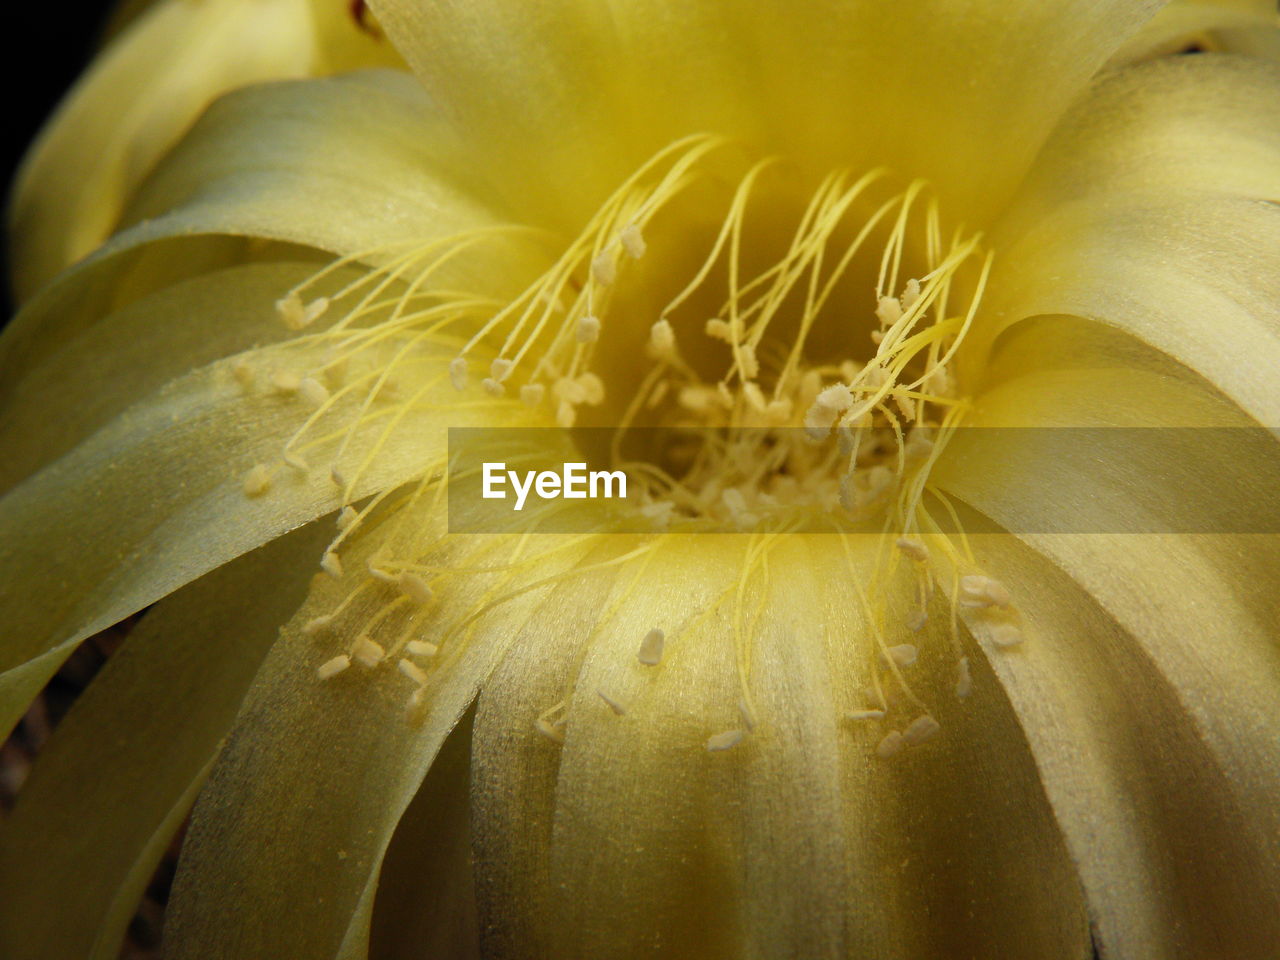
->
[[242, 464, 272, 498], [591, 250, 617, 287], [406, 639, 438, 658], [316, 654, 350, 680], [303, 614, 334, 635], [847, 708, 886, 721], [876, 730, 905, 759], [704, 318, 732, 342], [535, 717, 566, 744], [490, 358, 513, 381], [299, 377, 330, 408], [902, 714, 941, 745], [883, 643, 918, 668], [597, 690, 627, 715], [620, 223, 647, 259], [648, 319, 676, 357], [320, 551, 344, 579], [875, 295, 903, 327], [576, 314, 601, 344], [397, 571, 433, 604], [577, 372, 605, 406], [283, 451, 309, 473], [804, 384, 854, 441], [987, 622, 1025, 648], [896, 537, 928, 563], [352, 636, 385, 667], [271, 371, 301, 396], [706, 729, 745, 752], [959, 575, 1012, 608], [449, 357, 469, 391], [482, 377, 506, 397], [397, 658, 429, 686], [336, 506, 358, 531], [637, 628, 665, 665]]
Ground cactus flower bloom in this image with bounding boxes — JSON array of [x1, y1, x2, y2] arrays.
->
[[2, 1, 1279, 959]]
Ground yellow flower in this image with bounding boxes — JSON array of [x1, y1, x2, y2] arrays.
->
[[2, 2, 1279, 959]]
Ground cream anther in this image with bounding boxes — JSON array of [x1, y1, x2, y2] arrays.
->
[[520, 383, 545, 407], [637, 628, 665, 665], [620, 223, 647, 259], [449, 357, 469, 391], [988, 623, 1025, 648], [490, 358, 513, 381], [847, 709, 886, 721], [576, 314, 601, 343], [271, 371, 301, 395], [875, 296, 902, 327], [336, 506, 358, 531], [902, 714, 941, 745], [896, 537, 928, 563], [577, 372, 605, 406], [398, 571, 433, 604], [406, 639, 438, 658], [706, 730, 745, 752], [884, 643, 918, 668], [316, 655, 350, 680], [299, 377, 330, 407], [901, 279, 922, 311], [283, 451, 309, 473], [960, 575, 1011, 608], [482, 377, 506, 397], [704, 318, 732, 342], [303, 615, 334, 635], [591, 250, 617, 286], [352, 636, 385, 667], [876, 730, 905, 758], [320, 551, 344, 579], [242, 464, 272, 498], [649, 319, 676, 355], [398, 658, 429, 686]]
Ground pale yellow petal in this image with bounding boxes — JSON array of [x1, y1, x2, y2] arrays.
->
[[162, 499, 601, 959], [1111, 0, 1280, 63], [472, 534, 1088, 958], [931, 322, 1280, 957], [0, 519, 330, 960], [1, 69, 548, 410], [0, 330, 535, 740], [9, 0, 402, 300], [0, 261, 321, 491], [369, 0, 1160, 227]]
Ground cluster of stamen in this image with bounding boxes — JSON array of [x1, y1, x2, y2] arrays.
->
[[230, 133, 1031, 759]]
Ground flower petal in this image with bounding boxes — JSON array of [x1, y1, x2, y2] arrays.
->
[[162, 502, 603, 959], [2, 69, 545, 395], [0, 327, 532, 739], [472, 534, 1089, 958], [0, 518, 331, 960], [932, 320, 1280, 957], [971, 56, 1280, 422], [8, 0, 400, 300], [1110, 0, 1280, 64], [0, 261, 320, 492], [368, 0, 1161, 226]]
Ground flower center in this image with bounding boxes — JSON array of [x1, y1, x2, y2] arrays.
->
[[447, 136, 993, 531]]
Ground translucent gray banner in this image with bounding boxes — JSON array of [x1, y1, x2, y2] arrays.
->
[[446, 427, 1280, 534]]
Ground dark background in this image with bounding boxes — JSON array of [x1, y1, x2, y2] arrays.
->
[[4, 1, 116, 309]]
